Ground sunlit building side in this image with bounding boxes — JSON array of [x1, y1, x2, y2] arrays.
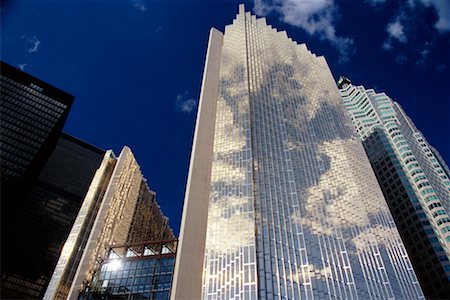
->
[[338, 76, 450, 298], [43, 149, 117, 299], [44, 146, 174, 300], [81, 240, 177, 300], [172, 5, 424, 299]]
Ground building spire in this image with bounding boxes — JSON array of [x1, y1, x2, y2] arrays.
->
[[337, 75, 352, 89], [238, 3, 245, 15]]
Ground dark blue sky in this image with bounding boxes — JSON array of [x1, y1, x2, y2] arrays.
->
[[2, 0, 449, 235]]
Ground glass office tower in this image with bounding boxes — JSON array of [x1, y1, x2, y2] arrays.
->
[[0, 133, 105, 299], [172, 5, 424, 299], [0, 61, 73, 181], [45, 146, 175, 300], [338, 76, 450, 298], [0, 62, 106, 299]]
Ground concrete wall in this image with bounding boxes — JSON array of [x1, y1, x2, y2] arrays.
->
[[170, 27, 223, 300]]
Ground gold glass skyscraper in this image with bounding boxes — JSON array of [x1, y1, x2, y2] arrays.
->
[[172, 5, 424, 299], [44, 147, 174, 300]]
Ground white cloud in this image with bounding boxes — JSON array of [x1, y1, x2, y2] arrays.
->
[[18, 63, 27, 71], [213, 99, 247, 151], [175, 91, 197, 113], [386, 20, 407, 42], [379, 1, 448, 61], [211, 161, 246, 183], [22, 35, 40, 53], [298, 139, 390, 236], [204, 195, 255, 253], [418, 47, 430, 64], [382, 18, 407, 50], [392, 0, 450, 32], [419, 0, 450, 31], [382, 40, 393, 50], [253, 0, 354, 63], [132, 0, 146, 12]]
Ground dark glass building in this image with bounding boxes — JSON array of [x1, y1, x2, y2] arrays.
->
[[1, 133, 105, 299], [81, 240, 177, 300], [0, 61, 73, 181], [1, 62, 106, 299]]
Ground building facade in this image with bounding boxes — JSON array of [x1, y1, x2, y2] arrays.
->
[[0, 61, 73, 181], [172, 5, 424, 299], [44, 146, 175, 300], [1, 133, 106, 299], [0, 62, 106, 299], [81, 240, 177, 300], [338, 76, 450, 298]]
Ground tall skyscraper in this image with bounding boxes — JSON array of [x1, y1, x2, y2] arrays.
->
[[1, 62, 106, 299], [172, 5, 424, 299], [45, 146, 175, 300], [338, 76, 450, 298]]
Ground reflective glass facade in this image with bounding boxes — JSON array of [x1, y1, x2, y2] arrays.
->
[[43, 150, 117, 300], [338, 77, 450, 298], [176, 5, 424, 299], [1, 134, 105, 299], [0, 62, 106, 299], [0, 62, 73, 180], [45, 146, 175, 300], [82, 241, 177, 300]]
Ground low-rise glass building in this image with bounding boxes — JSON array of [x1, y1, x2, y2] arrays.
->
[[82, 240, 177, 300]]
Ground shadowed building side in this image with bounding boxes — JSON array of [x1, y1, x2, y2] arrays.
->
[[0, 62, 108, 299]]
